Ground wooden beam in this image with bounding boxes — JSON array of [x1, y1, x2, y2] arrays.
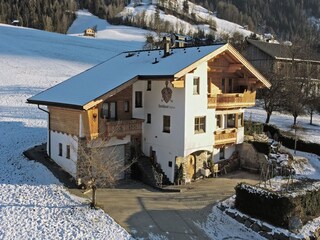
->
[[208, 63, 243, 73], [171, 80, 184, 88]]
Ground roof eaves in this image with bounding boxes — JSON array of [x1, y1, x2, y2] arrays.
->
[[174, 44, 226, 79], [26, 99, 84, 110], [138, 75, 174, 80], [227, 43, 271, 88], [247, 39, 277, 59]]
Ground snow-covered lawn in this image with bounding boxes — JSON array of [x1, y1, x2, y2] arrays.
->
[[0, 22, 145, 239], [246, 103, 320, 144]]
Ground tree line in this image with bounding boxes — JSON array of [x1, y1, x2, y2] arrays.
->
[[190, 0, 320, 40], [0, 0, 77, 33]]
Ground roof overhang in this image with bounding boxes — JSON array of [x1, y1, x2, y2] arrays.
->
[[27, 99, 84, 110], [174, 43, 271, 88], [27, 75, 175, 110]]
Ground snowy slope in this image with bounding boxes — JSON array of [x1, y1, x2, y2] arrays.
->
[[68, 10, 150, 42], [117, 0, 252, 37], [0, 23, 144, 239]]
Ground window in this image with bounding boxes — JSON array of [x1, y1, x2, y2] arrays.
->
[[193, 77, 200, 95], [163, 115, 170, 133], [219, 147, 225, 160], [227, 114, 235, 128], [147, 113, 151, 124], [168, 161, 172, 167], [66, 145, 70, 159], [101, 102, 109, 118], [194, 116, 206, 133], [216, 115, 222, 128], [222, 78, 225, 93], [147, 80, 151, 91], [238, 113, 244, 127], [101, 102, 117, 119], [135, 91, 142, 108], [124, 101, 129, 112], [58, 143, 62, 157]]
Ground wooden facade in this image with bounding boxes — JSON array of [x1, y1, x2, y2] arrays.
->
[[105, 119, 144, 138], [214, 128, 237, 147], [207, 91, 256, 109], [49, 106, 81, 136]]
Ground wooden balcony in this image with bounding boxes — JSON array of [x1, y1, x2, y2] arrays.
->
[[208, 91, 256, 109], [214, 128, 237, 146], [105, 119, 143, 138]]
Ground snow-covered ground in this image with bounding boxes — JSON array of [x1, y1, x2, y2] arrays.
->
[[245, 103, 320, 144], [0, 23, 144, 239], [67, 10, 150, 42], [1, 9, 320, 239]]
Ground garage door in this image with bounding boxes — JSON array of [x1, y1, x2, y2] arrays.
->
[[101, 145, 125, 180]]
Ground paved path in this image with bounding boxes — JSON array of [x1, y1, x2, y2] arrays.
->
[[80, 172, 259, 240]]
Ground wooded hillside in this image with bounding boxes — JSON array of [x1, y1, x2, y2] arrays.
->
[[1, 0, 319, 40], [190, 0, 320, 40], [0, 0, 77, 33]]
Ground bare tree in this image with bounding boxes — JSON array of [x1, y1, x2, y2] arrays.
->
[[77, 135, 135, 208], [280, 38, 313, 125], [260, 71, 287, 123]]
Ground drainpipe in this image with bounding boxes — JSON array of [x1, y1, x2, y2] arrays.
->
[[38, 105, 51, 158]]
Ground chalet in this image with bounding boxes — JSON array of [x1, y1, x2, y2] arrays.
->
[[84, 27, 96, 37], [27, 43, 270, 184], [11, 20, 20, 26], [243, 39, 320, 93]]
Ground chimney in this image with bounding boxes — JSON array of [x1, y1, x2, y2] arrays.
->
[[163, 36, 171, 57]]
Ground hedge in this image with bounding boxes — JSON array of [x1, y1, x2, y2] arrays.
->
[[235, 182, 320, 230], [264, 124, 320, 156]]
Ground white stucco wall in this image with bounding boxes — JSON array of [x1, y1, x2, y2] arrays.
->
[[133, 79, 186, 182], [132, 81, 145, 119], [237, 127, 245, 144], [184, 62, 215, 156], [50, 131, 78, 178], [213, 145, 236, 163]]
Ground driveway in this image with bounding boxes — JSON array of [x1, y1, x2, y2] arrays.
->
[[82, 171, 259, 239]]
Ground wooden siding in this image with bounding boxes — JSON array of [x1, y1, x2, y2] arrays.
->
[[214, 128, 237, 147], [97, 85, 132, 121], [87, 107, 99, 139], [105, 119, 143, 138], [208, 91, 256, 109], [49, 106, 80, 136]]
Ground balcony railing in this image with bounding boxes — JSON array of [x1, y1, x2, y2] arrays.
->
[[214, 128, 237, 146], [105, 119, 143, 138], [208, 91, 256, 109]]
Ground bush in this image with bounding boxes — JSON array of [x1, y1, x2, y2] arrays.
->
[[235, 181, 320, 229]]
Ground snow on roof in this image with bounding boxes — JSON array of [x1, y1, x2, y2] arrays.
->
[[28, 44, 225, 109]]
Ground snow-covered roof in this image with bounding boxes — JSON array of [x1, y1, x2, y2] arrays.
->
[[28, 45, 224, 108], [27, 43, 270, 109], [247, 39, 320, 62]]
